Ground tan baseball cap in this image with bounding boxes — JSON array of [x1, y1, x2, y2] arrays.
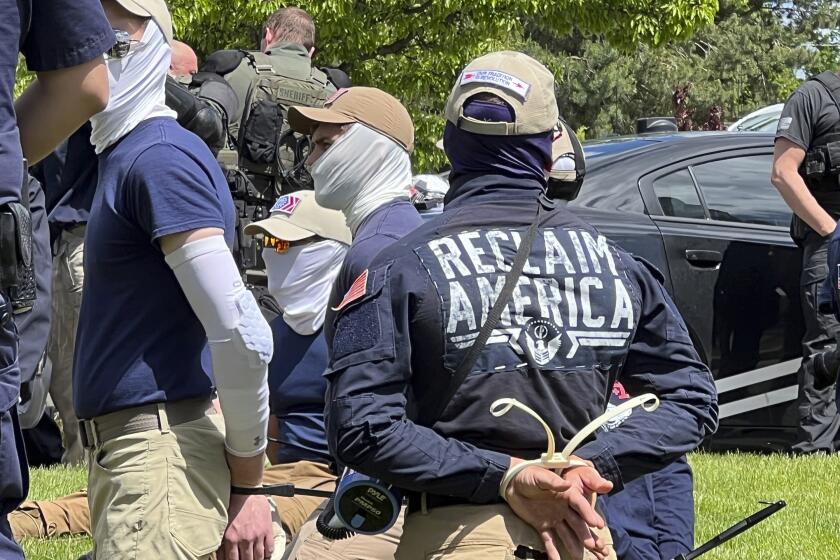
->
[[243, 190, 351, 245], [288, 87, 415, 152], [114, 0, 173, 44], [445, 51, 558, 136]]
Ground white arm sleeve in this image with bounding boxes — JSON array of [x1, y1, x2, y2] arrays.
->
[[165, 235, 272, 457]]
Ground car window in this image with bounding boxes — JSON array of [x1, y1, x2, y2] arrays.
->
[[652, 169, 706, 219], [691, 155, 791, 226]]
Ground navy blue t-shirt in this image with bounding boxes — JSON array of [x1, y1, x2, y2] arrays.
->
[[74, 117, 235, 419], [269, 317, 331, 465], [0, 0, 112, 206]]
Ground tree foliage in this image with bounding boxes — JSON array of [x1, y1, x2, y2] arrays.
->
[[169, 0, 718, 170], [526, 1, 838, 140]]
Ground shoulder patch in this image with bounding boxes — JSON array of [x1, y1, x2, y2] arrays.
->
[[333, 269, 368, 311], [270, 195, 302, 216], [777, 117, 793, 132]]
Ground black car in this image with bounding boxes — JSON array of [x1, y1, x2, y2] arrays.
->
[[571, 132, 803, 451]]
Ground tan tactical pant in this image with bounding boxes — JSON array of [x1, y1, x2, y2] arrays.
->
[[11, 461, 334, 545], [87, 404, 230, 559], [394, 504, 615, 560], [289, 506, 405, 560], [47, 224, 86, 465], [263, 460, 336, 539]]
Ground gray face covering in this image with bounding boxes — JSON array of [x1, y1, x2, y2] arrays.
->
[[309, 123, 413, 233], [262, 239, 348, 335]]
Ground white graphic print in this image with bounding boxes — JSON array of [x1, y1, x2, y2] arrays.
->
[[523, 318, 562, 365], [418, 228, 636, 366]]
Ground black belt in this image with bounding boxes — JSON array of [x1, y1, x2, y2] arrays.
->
[[405, 491, 501, 514]]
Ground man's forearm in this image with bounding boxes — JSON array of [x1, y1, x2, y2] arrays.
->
[[15, 60, 109, 165], [774, 170, 837, 236], [227, 452, 266, 487]]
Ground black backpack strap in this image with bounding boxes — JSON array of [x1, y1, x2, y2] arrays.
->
[[810, 71, 840, 114], [17, 0, 31, 49], [423, 202, 547, 425]]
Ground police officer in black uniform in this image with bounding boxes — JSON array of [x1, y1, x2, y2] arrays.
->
[[322, 51, 718, 560], [0, 1, 112, 556], [772, 71, 840, 453]]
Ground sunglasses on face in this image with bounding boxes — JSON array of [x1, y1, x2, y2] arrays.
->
[[263, 235, 320, 253], [106, 29, 142, 59]]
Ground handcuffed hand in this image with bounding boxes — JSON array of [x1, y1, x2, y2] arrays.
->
[[504, 457, 612, 560], [218, 493, 274, 560]]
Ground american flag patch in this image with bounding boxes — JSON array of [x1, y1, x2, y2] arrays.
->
[[333, 269, 368, 311], [270, 195, 302, 216], [326, 88, 349, 106]]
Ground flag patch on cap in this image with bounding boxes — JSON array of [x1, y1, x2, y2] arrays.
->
[[271, 195, 302, 215], [460, 70, 531, 98], [326, 88, 349, 105], [333, 269, 368, 311]]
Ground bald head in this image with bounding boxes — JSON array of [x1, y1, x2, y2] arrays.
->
[[170, 40, 198, 80]]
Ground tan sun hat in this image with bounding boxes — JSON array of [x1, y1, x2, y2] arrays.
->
[[287, 87, 415, 152], [114, 0, 173, 44], [445, 51, 558, 136], [243, 190, 351, 245]]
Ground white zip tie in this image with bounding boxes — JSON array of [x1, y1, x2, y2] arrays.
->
[[494, 393, 660, 499]]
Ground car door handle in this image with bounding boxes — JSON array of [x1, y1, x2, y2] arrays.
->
[[685, 249, 722, 267]]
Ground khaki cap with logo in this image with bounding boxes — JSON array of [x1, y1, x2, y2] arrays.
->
[[288, 87, 415, 152], [114, 0, 173, 44], [445, 51, 558, 136], [243, 190, 351, 245]]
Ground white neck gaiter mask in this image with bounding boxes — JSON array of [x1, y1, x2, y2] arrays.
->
[[89, 21, 177, 154], [262, 239, 348, 335], [310, 123, 413, 235]]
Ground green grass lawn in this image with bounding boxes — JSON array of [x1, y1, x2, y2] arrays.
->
[[20, 451, 840, 559]]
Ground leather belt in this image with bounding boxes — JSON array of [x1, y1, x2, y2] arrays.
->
[[79, 397, 216, 449]]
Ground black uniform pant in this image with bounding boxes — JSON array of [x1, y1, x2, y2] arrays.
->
[[793, 231, 840, 453]]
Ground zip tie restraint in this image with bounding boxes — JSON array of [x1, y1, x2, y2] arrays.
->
[[493, 393, 660, 499]]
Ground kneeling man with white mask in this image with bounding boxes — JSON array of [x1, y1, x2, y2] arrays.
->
[[73, 1, 273, 558], [243, 190, 351, 540]]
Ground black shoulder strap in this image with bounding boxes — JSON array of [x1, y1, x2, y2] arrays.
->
[[810, 71, 840, 114], [423, 202, 546, 425], [17, 0, 31, 49]]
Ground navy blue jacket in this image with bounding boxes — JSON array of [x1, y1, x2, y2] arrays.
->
[[325, 198, 423, 344], [324, 174, 718, 502], [599, 382, 694, 559]]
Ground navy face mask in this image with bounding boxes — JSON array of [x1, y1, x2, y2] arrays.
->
[[444, 99, 553, 183]]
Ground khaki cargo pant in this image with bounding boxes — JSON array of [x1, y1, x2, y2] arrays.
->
[[263, 460, 336, 539], [10, 461, 335, 544], [47, 224, 86, 465], [394, 504, 615, 560], [288, 505, 405, 560]]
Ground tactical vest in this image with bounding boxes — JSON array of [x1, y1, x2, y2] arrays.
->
[[203, 47, 334, 278], [801, 72, 840, 205], [218, 49, 334, 198]]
